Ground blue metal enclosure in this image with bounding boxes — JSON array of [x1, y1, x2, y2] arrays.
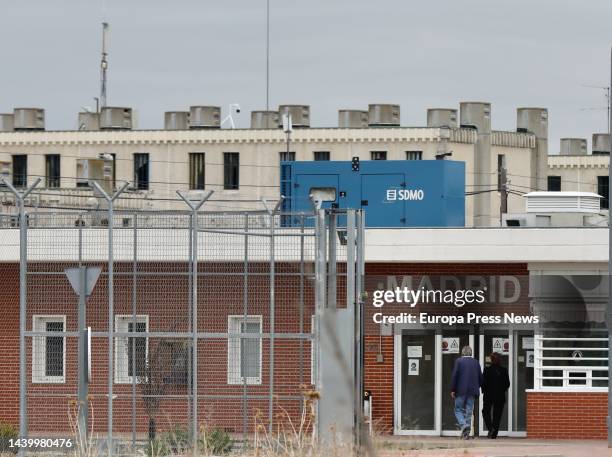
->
[[280, 160, 465, 227]]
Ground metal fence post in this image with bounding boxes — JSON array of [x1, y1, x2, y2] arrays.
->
[[262, 197, 284, 433], [177, 190, 213, 456], [0, 177, 41, 451], [92, 181, 130, 457]]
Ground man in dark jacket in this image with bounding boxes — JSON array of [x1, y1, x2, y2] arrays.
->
[[450, 345, 483, 439], [482, 352, 510, 439]]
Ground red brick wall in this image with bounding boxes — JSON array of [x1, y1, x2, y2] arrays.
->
[[527, 392, 608, 439], [364, 335, 394, 434], [0, 264, 19, 427]]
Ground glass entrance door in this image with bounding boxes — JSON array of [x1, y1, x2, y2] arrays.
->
[[512, 330, 534, 434], [441, 329, 474, 435], [478, 330, 510, 436], [397, 330, 437, 433]]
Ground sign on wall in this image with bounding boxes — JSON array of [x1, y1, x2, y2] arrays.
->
[[492, 337, 510, 354], [442, 337, 460, 354]]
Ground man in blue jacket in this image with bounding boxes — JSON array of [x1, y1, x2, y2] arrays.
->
[[450, 345, 483, 439]]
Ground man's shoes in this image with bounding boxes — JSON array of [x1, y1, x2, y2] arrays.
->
[[461, 427, 470, 440], [490, 429, 498, 439], [487, 430, 493, 438]]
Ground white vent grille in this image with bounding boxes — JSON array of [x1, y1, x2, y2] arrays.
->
[[525, 192, 602, 213]]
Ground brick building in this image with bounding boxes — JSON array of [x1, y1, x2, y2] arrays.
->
[[0, 225, 608, 439]]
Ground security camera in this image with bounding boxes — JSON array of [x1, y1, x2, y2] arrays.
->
[[230, 103, 241, 113], [98, 153, 114, 161]]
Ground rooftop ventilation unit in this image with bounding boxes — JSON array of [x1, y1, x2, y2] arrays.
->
[[459, 102, 491, 131], [251, 111, 279, 129], [592, 133, 610, 154], [338, 110, 368, 128], [426, 108, 457, 128], [13, 108, 45, 131], [189, 106, 221, 129], [525, 191, 601, 213], [368, 104, 400, 127], [560, 138, 587, 155], [99, 107, 133, 130], [0, 114, 14, 132], [516, 107, 548, 137], [78, 112, 100, 131], [278, 105, 310, 128], [164, 111, 190, 130]]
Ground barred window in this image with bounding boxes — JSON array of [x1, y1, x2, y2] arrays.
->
[[534, 330, 608, 390], [189, 153, 205, 190], [32, 316, 65, 383], [115, 315, 148, 384], [228, 315, 262, 385]]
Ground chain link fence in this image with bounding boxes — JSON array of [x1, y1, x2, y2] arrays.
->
[[4, 181, 369, 456]]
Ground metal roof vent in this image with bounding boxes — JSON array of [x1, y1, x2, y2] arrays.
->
[[459, 102, 491, 132], [0, 114, 14, 132], [189, 106, 221, 129], [338, 110, 368, 128], [368, 104, 400, 127], [426, 108, 457, 128], [78, 112, 99, 131], [278, 105, 310, 128], [165, 111, 190, 130], [99, 107, 133, 130], [525, 191, 601, 213], [592, 133, 610, 154], [560, 138, 587, 155], [251, 111, 279, 129], [13, 108, 45, 130]]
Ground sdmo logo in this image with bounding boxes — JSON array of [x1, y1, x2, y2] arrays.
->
[[386, 188, 425, 201]]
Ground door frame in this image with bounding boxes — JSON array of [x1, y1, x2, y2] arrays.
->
[[394, 329, 475, 436], [395, 328, 529, 436]]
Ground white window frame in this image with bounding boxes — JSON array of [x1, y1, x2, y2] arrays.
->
[[533, 333, 608, 392], [227, 315, 262, 385], [114, 315, 149, 384], [32, 315, 66, 384]]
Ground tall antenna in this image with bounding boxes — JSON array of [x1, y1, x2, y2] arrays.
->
[[266, 0, 270, 111], [100, 22, 109, 110], [582, 83, 611, 130]]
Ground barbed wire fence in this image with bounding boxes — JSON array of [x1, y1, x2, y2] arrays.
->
[[1, 178, 373, 457]]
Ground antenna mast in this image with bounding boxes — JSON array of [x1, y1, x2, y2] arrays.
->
[[100, 22, 109, 110]]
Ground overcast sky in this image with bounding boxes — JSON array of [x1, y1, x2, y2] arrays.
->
[[1, 0, 610, 152]]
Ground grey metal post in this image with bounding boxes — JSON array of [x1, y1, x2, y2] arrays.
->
[[262, 197, 284, 433], [607, 44, 612, 447], [0, 176, 41, 449], [92, 181, 130, 457], [327, 212, 337, 309], [355, 210, 366, 454], [311, 199, 325, 438], [346, 211, 358, 450], [242, 213, 249, 442], [78, 266, 89, 437], [176, 190, 213, 456], [131, 213, 138, 449]]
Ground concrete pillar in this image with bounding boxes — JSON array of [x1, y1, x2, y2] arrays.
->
[[517, 107, 549, 191], [460, 102, 491, 227]]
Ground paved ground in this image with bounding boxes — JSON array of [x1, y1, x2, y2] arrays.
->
[[374, 436, 612, 457]]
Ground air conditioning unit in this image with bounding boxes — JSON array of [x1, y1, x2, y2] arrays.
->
[[13, 108, 45, 130], [278, 105, 310, 128], [251, 111, 279, 129], [100, 107, 133, 130], [368, 104, 400, 127], [0, 114, 14, 132], [525, 192, 601, 213], [189, 106, 221, 129], [164, 111, 190, 130], [338, 110, 368, 128]]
